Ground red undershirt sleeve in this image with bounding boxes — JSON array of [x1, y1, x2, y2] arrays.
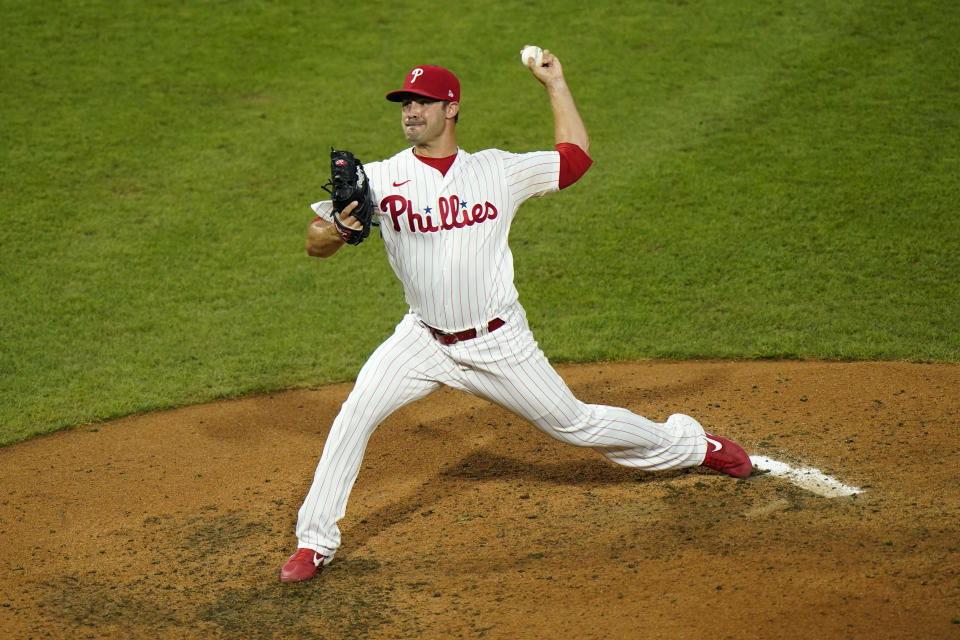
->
[[556, 142, 593, 190]]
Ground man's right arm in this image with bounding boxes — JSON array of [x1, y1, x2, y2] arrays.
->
[[305, 202, 361, 258]]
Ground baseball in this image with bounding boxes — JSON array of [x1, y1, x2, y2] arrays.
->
[[521, 45, 543, 67]]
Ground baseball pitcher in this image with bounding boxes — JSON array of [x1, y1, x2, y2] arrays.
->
[[280, 49, 752, 582]]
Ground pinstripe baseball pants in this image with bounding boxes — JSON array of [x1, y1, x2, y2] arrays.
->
[[295, 302, 707, 556]]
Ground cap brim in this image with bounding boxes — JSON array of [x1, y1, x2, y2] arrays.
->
[[385, 89, 451, 102]]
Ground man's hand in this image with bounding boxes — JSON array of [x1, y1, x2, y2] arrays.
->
[[334, 201, 364, 232], [323, 148, 375, 245], [525, 48, 565, 88]]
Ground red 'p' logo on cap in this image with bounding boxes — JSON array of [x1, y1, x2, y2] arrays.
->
[[410, 68, 424, 84]]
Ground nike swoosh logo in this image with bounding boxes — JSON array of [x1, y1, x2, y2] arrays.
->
[[705, 436, 723, 452], [392, 179, 411, 187], [313, 552, 324, 567]]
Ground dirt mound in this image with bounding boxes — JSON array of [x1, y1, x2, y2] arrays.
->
[[1, 360, 958, 639]]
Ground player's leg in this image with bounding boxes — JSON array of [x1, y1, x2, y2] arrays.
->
[[285, 315, 453, 579], [469, 354, 704, 469], [455, 307, 705, 470]]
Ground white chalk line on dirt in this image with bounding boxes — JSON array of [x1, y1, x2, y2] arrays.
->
[[749, 455, 862, 498]]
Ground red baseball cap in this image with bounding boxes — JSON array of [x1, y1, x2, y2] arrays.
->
[[386, 65, 460, 102]]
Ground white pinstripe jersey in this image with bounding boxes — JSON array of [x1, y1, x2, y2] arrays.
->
[[313, 147, 560, 332]]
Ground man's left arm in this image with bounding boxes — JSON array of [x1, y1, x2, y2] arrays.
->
[[525, 49, 592, 189], [526, 48, 590, 155]]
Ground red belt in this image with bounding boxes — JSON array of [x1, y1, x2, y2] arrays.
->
[[426, 318, 506, 345]]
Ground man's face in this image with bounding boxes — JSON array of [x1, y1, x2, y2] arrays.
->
[[401, 97, 452, 145]]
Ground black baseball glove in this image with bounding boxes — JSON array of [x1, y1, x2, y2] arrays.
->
[[322, 148, 376, 245]]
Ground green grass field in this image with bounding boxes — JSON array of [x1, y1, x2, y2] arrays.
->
[[2, 0, 958, 445]]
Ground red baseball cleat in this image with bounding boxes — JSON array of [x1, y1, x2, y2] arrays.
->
[[702, 433, 753, 478], [280, 548, 329, 583]]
